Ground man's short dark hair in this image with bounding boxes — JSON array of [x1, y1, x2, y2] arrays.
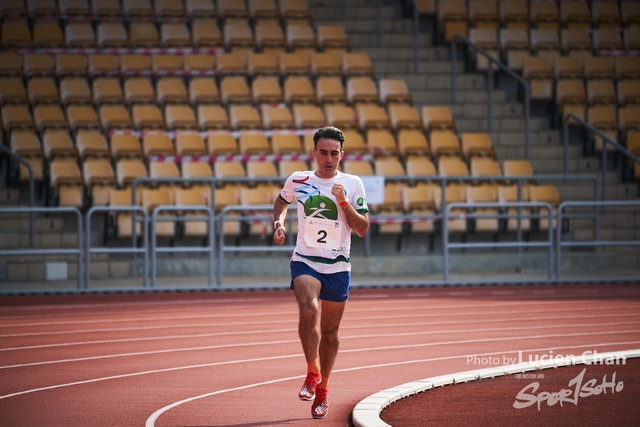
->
[[313, 126, 345, 150]]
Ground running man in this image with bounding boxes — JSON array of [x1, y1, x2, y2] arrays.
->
[[272, 126, 370, 419]]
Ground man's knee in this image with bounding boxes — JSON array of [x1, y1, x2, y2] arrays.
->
[[321, 321, 340, 341], [299, 302, 318, 323]]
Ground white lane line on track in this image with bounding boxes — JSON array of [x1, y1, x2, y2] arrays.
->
[[3, 308, 640, 353], [3, 313, 639, 354], [0, 353, 304, 401], [0, 320, 639, 369], [0, 310, 297, 329], [2, 299, 635, 330], [338, 330, 640, 355], [144, 374, 306, 427], [0, 339, 301, 370], [343, 322, 640, 342], [3, 320, 639, 370], [2, 283, 632, 316], [2, 331, 640, 401], [0, 296, 290, 313], [0, 327, 296, 352], [1, 296, 627, 324], [0, 319, 296, 338], [0, 301, 293, 322], [3, 308, 639, 338], [144, 341, 640, 427]]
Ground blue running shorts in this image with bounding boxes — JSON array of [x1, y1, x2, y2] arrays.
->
[[290, 261, 351, 302]]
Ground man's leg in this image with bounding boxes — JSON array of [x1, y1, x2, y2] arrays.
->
[[292, 275, 323, 401], [318, 299, 346, 388], [292, 274, 322, 364], [310, 299, 346, 419], [292, 272, 348, 418]]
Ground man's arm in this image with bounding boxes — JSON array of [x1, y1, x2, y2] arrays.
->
[[331, 182, 369, 237], [341, 203, 369, 238], [273, 195, 289, 245]]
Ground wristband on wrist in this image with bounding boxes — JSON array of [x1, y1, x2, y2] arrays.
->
[[273, 220, 284, 229], [339, 198, 349, 207]]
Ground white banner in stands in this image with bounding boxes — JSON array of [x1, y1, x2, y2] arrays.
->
[[360, 175, 385, 206]]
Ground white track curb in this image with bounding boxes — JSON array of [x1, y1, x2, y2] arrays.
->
[[351, 349, 640, 427]]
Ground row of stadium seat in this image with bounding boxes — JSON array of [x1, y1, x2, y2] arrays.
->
[[469, 27, 640, 72], [0, 74, 409, 107], [1, 101, 427, 134], [521, 55, 640, 82], [0, 82, 449, 130], [0, 50, 372, 77], [9, 125, 504, 164], [438, 0, 640, 42], [0, 0, 311, 21], [1, 20, 348, 52], [38, 145, 536, 207]]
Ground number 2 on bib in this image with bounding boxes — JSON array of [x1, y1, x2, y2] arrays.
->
[[304, 217, 342, 250]]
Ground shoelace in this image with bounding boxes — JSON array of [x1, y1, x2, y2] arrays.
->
[[304, 373, 320, 386]]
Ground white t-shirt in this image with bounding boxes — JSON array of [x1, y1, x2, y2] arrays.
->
[[279, 170, 369, 274]]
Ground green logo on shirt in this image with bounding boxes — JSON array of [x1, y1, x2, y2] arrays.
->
[[304, 195, 338, 220]]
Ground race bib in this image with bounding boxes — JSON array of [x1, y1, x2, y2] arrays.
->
[[304, 217, 342, 250]]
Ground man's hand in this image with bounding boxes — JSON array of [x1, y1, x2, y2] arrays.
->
[[273, 221, 286, 245], [331, 183, 346, 204]]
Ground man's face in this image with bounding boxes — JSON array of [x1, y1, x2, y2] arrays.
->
[[312, 137, 344, 179]]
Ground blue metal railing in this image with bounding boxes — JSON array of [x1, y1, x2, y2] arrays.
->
[[556, 200, 640, 281], [443, 201, 555, 282], [85, 205, 149, 289], [2, 166, 636, 291], [0, 145, 36, 246], [217, 204, 296, 286], [0, 207, 83, 289], [149, 204, 215, 288]]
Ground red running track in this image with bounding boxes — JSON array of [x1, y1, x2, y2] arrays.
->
[[0, 283, 639, 427]]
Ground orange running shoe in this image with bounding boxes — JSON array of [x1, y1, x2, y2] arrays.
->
[[311, 387, 329, 419], [299, 372, 321, 400]]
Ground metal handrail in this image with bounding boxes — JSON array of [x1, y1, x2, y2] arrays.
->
[[130, 176, 217, 251], [556, 200, 640, 280], [130, 175, 289, 250], [412, 0, 419, 73], [0, 172, 609, 290], [2, 198, 636, 291], [217, 204, 296, 286], [0, 145, 35, 246], [451, 34, 531, 158], [443, 201, 555, 282], [366, 173, 597, 256], [0, 207, 83, 289], [563, 112, 640, 203], [377, 0, 382, 47]]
